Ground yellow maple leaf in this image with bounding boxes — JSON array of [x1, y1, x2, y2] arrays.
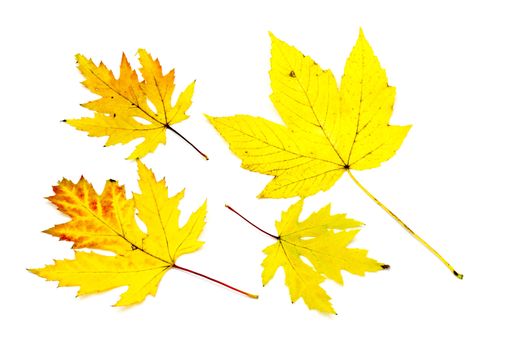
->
[[208, 30, 462, 279], [208, 30, 409, 197], [66, 49, 207, 160], [229, 200, 386, 314], [30, 161, 255, 306]]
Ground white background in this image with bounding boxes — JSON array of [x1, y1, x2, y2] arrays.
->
[[1, 0, 524, 349]]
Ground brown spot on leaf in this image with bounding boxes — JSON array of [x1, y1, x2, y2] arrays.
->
[[58, 234, 70, 242], [89, 200, 98, 211], [75, 187, 85, 201], [101, 201, 113, 217], [289, 70, 296, 78]]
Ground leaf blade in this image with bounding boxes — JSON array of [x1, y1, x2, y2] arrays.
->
[[341, 29, 411, 169], [32, 162, 208, 306], [30, 251, 169, 307], [209, 30, 410, 198], [262, 199, 385, 314], [68, 51, 197, 159], [45, 177, 143, 254]]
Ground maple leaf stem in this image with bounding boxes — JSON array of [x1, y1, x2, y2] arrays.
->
[[165, 125, 209, 160], [173, 264, 258, 299], [225, 204, 279, 240], [347, 170, 463, 280]]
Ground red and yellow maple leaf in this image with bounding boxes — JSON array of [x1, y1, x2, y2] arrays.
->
[[30, 161, 255, 306]]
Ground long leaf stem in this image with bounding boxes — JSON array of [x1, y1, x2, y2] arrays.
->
[[347, 170, 463, 279], [225, 204, 279, 240], [166, 125, 209, 160], [173, 264, 258, 299]]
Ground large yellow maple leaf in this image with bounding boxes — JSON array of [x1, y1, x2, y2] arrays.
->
[[229, 200, 386, 314], [30, 161, 255, 306], [66, 49, 207, 160], [209, 31, 462, 279], [208, 30, 409, 198]]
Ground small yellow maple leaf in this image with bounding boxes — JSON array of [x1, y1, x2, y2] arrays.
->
[[261, 199, 386, 314], [66, 49, 207, 160], [30, 161, 214, 306], [209, 30, 462, 278]]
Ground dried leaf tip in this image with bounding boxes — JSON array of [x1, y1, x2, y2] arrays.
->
[[453, 270, 464, 280]]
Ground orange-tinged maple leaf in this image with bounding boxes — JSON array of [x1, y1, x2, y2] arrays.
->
[[66, 49, 207, 160], [30, 161, 256, 306], [209, 30, 462, 278], [42, 176, 143, 255]]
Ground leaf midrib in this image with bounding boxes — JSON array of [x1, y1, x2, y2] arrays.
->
[[274, 42, 347, 166], [85, 63, 168, 128]]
